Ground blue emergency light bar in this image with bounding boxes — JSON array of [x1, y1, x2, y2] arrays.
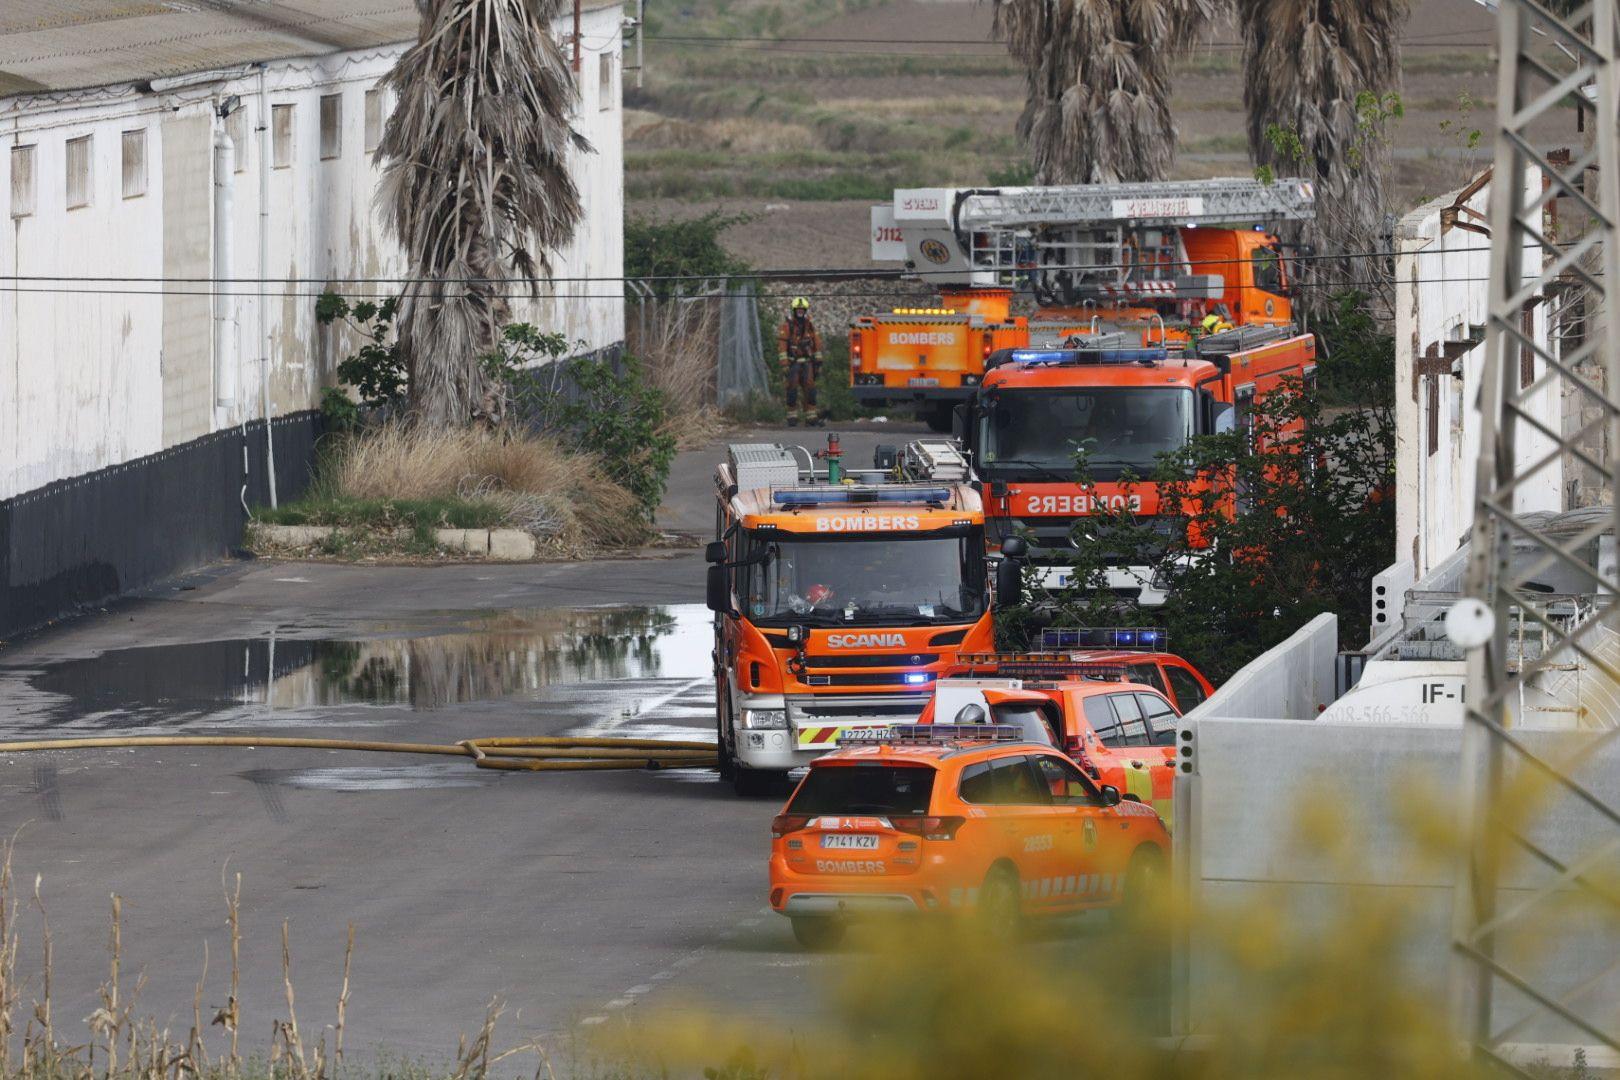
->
[[772, 486, 951, 507], [836, 723, 1025, 747], [1008, 347, 1168, 367], [1040, 627, 1168, 650]]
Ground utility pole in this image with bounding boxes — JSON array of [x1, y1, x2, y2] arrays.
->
[[1453, 0, 1620, 1067]]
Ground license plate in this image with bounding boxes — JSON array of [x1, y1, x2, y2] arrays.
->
[[907, 377, 940, 386], [821, 834, 879, 850]]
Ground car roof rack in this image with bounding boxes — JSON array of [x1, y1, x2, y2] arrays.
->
[[836, 723, 1025, 747], [949, 653, 1129, 682]]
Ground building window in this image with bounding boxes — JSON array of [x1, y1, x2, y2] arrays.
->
[[121, 130, 147, 199], [10, 145, 35, 218], [272, 104, 294, 169], [364, 87, 386, 152], [1427, 376, 1440, 457], [227, 107, 248, 173], [66, 134, 92, 209], [598, 53, 615, 110], [319, 94, 342, 160]]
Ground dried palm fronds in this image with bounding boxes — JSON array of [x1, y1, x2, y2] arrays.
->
[[377, 0, 589, 428], [1238, 0, 1410, 302], [994, 0, 1217, 183]]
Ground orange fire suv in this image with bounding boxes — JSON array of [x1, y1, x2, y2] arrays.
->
[[768, 723, 1169, 947]]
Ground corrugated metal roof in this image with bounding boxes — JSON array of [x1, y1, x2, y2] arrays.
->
[[1, 1, 617, 97], [0, 1, 417, 94]]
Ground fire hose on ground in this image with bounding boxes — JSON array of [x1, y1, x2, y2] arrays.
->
[[0, 735, 718, 772]]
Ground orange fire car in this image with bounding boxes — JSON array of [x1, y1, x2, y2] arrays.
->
[[768, 724, 1169, 948], [918, 647, 1206, 825]]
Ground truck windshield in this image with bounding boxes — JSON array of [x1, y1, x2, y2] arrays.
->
[[978, 387, 1194, 481], [739, 531, 985, 625]]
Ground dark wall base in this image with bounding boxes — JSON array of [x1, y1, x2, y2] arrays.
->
[[0, 412, 325, 640]]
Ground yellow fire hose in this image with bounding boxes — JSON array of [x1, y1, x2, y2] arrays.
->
[[0, 735, 718, 773]]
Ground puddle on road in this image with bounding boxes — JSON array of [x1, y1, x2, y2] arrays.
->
[[23, 605, 712, 723]]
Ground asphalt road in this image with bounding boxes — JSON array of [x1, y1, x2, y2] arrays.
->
[[0, 420, 957, 1066]]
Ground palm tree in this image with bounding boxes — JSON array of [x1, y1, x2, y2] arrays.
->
[[377, 0, 588, 428], [1237, 0, 1410, 298], [994, 0, 1217, 184]]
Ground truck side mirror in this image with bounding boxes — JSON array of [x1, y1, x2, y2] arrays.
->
[[1099, 785, 1122, 807], [704, 541, 727, 564], [996, 557, 1023, 608], [1000, 536, 1028, 559], [706, 564, 732, 614]]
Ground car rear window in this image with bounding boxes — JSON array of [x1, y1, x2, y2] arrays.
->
[[788, 765, 936, 816]]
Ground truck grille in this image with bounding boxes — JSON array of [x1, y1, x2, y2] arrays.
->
[[787, 694, 932, 725], [803, 653, 939, 668]]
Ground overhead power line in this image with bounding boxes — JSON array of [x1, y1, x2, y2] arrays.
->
[[0, 242, 1529, 289]]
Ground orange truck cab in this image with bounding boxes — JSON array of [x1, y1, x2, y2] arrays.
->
[[964, 329, 1315, 604], [768, 723, 1169, 947], [706, 439, 993, 796]]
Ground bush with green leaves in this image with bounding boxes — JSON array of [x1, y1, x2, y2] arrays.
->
[[314, 292, 406, 427], [625, 211, 751, 299], [480, 323, 677, 523]]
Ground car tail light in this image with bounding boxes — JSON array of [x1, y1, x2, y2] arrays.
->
[[851, 337, 863, 368], [1070, 745, 1102, 779], [771, 814, 810, 838], [890, 815, 965, 841]]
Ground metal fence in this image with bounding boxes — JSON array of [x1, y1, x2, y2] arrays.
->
[[627, 278, 768, 409]]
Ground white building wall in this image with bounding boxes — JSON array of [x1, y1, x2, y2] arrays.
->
[[0, 3, 625, 501], [1392, 167, 1563, 580]]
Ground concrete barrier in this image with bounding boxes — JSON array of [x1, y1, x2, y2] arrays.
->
[[1181, 717, 1620, 1056], [252, 524, 538, 559], [1185, 612, 1339, 721]]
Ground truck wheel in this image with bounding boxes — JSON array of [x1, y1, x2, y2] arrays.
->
[[923, 403, 954, 433], [978, 864, 1022, 942], [732, 767, 787, 797], [716, 696, 736, 781], [790, 916, 845, 950]]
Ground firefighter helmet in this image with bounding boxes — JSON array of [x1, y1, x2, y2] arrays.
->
[[790, 297, 811, 311]]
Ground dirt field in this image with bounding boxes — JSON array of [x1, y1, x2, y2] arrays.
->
[[625, 0, 1572, 271]]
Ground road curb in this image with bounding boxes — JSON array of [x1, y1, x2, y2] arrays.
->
[[249, 523, 538, 560]]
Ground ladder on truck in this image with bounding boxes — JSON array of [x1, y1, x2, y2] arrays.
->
[[879, 177, 1316, 304], [897, 439, 971, 483]]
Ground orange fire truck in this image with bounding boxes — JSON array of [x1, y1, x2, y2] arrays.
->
[[706, 439, 994, 795], [895, 325, 1316, 605], [852, 178, 1315, 430]]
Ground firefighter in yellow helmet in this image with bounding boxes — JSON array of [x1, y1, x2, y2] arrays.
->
[[1200, 311, 1234, 337], [778, 296, 824, 427]]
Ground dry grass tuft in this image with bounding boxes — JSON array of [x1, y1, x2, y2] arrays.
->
[[0, 846, 555, 1080], [319, 426, 650, 551], [629, 297, 728, 451]]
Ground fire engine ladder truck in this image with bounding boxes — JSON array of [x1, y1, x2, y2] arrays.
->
[[882, 177, 1317, 308]]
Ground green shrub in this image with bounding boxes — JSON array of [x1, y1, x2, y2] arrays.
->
[[314, 292, 406, 427]]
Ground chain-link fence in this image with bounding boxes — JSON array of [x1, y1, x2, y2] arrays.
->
[[626, 278, 768, 411]]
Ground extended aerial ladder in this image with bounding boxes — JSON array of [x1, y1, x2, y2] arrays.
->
[[872, 176, 1316, 309]]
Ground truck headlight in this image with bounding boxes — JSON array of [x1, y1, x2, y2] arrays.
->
[[742, 709, 788, 730]]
